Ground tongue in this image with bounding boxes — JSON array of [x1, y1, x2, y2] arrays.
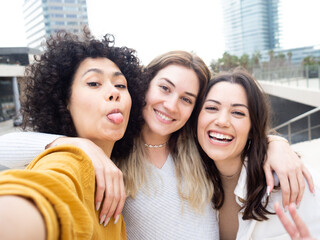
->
[[107, 112, 123, 124]]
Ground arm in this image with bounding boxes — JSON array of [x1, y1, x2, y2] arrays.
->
[[264, 136, 314, 208], [0, 132, 62, 169], [274, 202, 316, 240], [47, 137, 126, 226], [0, 196, 46, 240]]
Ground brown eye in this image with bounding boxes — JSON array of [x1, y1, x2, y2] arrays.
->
[[87, 82, 100, 87]]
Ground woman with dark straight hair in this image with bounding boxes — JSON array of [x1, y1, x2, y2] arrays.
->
[[196, 69, 320, 239]]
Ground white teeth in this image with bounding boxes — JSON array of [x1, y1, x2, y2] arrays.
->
[[155, 110, 173, 121], [209, 132, 233, 141]]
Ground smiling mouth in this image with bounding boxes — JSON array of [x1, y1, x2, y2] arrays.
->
[[208, 131, 233, 143], [154, 109, 174, 121]]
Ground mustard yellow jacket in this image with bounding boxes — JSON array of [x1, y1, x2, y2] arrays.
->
[[0, 145, 126, 240]]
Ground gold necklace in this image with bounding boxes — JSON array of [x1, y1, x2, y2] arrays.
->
[[144, 141, 168, 148]]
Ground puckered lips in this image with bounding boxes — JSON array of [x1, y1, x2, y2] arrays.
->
[[208, 130, 234, 145], [107, 109, 124, 124], [154, 109, 175, 123]]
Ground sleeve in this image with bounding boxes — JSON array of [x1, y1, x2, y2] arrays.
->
[[0, 132, 62, 169], [0, 145, 96, 240]]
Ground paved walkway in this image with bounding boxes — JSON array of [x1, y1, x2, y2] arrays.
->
[[0, 119, 21, 136]]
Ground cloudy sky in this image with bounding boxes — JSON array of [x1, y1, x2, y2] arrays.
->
[[1, 0, 320, 65]]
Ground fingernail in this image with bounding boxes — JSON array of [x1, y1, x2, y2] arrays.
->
[[114, 214, 120, 224], [266, 186, 270, 196], [96, 202, 101, 211], [296, 202, 300, 209], [284, 206, 288, 212], [104, 217, 110, 227], [99, 214, 106, 225]]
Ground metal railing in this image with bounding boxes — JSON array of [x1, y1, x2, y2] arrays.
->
[[272, 107, 320, 144], [254, 65, 320, 90]]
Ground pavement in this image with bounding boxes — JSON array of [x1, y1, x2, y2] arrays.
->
[[0, 119, 21, 136], [0, 119, 319, 174]]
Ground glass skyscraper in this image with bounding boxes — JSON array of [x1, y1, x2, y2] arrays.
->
[[23, 0, 88, 49], [221, 0, 281, 56]]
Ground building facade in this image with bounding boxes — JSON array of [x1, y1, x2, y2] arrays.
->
[[0, 48, 40, 121], [221, 0, 281, 56], [23, 0, 88, 49]]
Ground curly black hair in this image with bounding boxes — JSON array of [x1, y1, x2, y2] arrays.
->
[[22, 29, 144, 159]]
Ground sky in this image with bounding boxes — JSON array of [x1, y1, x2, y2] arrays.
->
[[1, 0, 320, 65]]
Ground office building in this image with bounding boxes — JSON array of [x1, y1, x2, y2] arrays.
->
[[23, 0, 88, 49], [221, 0, 281, 56]]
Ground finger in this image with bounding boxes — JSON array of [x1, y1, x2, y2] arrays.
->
[[105, 173, 121, 224], [263, 164, 274, 194], [113, 172, 126, 223], [295, 170, 305, 206], [277, 172, 290, 208], [274, 202, 299, 238], [302, 166, 315, 194], [94, 167, 106, 211], [99, 173, 114, 225], [288, 203, 312, 238], [288, 170, 299, 205]]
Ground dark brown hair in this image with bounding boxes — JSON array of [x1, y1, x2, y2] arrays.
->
[[195, 69, 273, 221]]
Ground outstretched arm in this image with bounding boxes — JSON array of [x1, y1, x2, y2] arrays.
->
[[47, 137, 126, 227], [264, 136, 314, 208], [0, 132, 61, 169], [0, 196, 46, 240], [274, 202, 316, 240]]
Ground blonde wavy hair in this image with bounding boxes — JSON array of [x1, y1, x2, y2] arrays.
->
[[117, 51, 214, 213]]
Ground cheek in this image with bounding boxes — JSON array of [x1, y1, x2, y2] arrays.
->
[[197, 112, 207, 144]]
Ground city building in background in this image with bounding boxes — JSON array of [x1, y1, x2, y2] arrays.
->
[[23, 0, 88, 49], [221, 0, 281, 56], [260, 45, 320, 64], [0, 47, 40, 121]]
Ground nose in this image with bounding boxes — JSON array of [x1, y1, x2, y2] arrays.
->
[[163, 95, 178, 113], [215, 110, 230, 128], [107, 86, 120, 102]]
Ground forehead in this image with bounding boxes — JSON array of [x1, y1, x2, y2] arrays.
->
[[206, 82, 248, 104], [154, 64, 199, 87], [76, 57, 121, 75]]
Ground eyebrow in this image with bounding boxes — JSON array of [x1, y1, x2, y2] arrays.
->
[[162, 78, 197, 98], [206, 99, 248, 109], [82, 68, 124, 78]]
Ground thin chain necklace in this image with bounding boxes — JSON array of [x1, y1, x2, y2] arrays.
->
[[144, 141, 168, 148]]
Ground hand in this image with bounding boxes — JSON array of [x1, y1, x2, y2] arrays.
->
[[264, 136, 314, 209], [47, 137, 126, 226], [274, 202, 316, 240]]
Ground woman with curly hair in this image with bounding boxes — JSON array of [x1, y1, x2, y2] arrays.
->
[[0, 30, 143, 239], [196, 70, 320, 239]]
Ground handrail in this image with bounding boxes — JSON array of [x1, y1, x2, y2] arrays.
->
[[273, 107, 320, 131], [272, 106, 320, 143]]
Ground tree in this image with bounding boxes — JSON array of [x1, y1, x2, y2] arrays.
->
[[251, 51, 262, 69], [239, 54, 250, 70], [287, 51, 292, 65]]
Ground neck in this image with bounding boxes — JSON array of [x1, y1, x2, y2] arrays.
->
[[91, 139, 114, 157], [141, 124, 170, 147], [215, 156, 242, 179]]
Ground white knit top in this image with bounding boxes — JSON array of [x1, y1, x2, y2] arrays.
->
[[0, 132, 61, 170], [123, 154, 219, 240]]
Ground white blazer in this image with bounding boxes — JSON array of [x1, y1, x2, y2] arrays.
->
[[231, 162, 320, 240]]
